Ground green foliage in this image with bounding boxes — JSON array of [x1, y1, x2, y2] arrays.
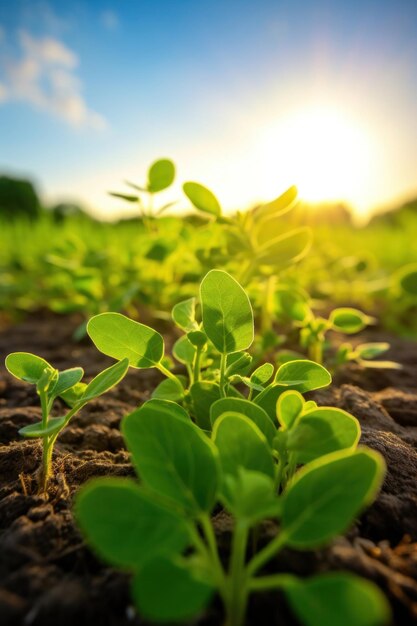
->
[[76, 398, 388, 626]]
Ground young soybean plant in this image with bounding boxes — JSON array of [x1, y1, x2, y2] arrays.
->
[[276, 287, 399, 368], [75, 399, 390, 626], [5, 352, 129, 491], [86, 270, 333, 428]]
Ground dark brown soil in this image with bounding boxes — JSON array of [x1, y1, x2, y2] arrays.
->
[[1, 314, 417, 626]]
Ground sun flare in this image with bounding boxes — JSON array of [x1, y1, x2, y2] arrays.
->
[[255, 105, 377, 213]]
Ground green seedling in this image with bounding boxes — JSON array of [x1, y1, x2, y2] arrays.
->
[[183, 183, 312, 333], [276, 287, 396, 367], [76, 399, 389, 626], [87, 270, 333, 427], [109, 158, 177, 227], [5, 352, 129, 491]]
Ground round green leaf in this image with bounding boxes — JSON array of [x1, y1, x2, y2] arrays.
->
[[122, 402, 219, 516], [277, 390, 304, 428], [172, 297, 199, 332], [287, 407, 360, 463], [87, 313, 164, 368], [285, 573, 390, 626], [183, 182, 221, 216], [75, 478, 189, 569], [132, 557, 214, 622], [281, 449, 385, 548], [275, 359, 331, 392], [200, 270, 254, 354], [147, 159, 175, 193], [329, 308, 372, 334], [210, 398, 276, 445], [5, 352, 50, 384], [257, 227, 312, 266], [212, 412, 275, 479]]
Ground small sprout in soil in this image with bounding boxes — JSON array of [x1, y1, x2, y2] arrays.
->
[[75, 399, 390, 626], [276, 287, 396, 367], [5, 352, 129, 492]]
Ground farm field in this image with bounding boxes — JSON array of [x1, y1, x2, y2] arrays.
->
[[1, 172, 417, 626]]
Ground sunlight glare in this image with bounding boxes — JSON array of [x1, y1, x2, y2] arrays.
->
[[255, 105, 377, 213]]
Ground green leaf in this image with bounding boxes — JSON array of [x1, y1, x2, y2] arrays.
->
[[109, 192, 138, 203], [257, 228, 312, 267], [5, 352, 50, 384], [275, 360, 331, 391], [287, 408, 360, 463], [147, 159, 175, 193], [60, 382, 87, 407], [141, 399, 192, 423], [172, 297, 199, 332], [81, 358, 129, 403], [122, 402, 219, 516], [200, 270, 254, 354], [132, 557, 214, 622], [329, 308, 373, 334], [210, 398, 276, 445], [173, 335, 196, 365], [285, 573, 390, 626], [397, 263, 417, 296], [277, 390, 304, 428], [51, 367, 84, 398], [212, 412, 275, 480], [356, 342, 390, 360], [187, 330, 208, 348], [19, 416, 67, 438], [225, 352, 252, 377], [75, 478, 188, 569], [252, 185, 298, 222], [151, 376, 186, 402], [251, 363, 274, 386], [190, 381, 221, 430], [281, 449, 385, 548], [87, 313, 164, 368], [183, 182, 221, 216], [222, 468, 281, 524]]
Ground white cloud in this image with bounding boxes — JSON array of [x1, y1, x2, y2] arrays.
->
[[0, 30, 107, 130]]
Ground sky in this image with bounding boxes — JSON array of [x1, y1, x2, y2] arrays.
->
[[0, 0, 416, 221]]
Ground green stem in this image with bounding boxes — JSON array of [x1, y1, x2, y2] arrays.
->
[[157, 363, 182, 385], [248, 573, 297, 591], [193, 345, 203, 384], [199, 514, 228, 604], [309, 340, 323, 365], [219, 353, 227, 398], [246, 531, 288, 578], [226, 521, 249, 626]]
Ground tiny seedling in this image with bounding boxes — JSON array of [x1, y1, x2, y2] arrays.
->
[[5, 352, 129, 491], [109, 158, 177, 228], [276, 287, 399, 368], [76, 399, 390, 626]]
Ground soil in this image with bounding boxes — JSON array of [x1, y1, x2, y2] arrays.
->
[[1, 314, 417, 626]]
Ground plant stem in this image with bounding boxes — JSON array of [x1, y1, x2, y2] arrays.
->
[[39, 390, 51, 492], [248, 573, 297, 591], [219, 353, 227, 398], [309, 340, 323, 364], [193, 345, 203, 384], [246, 531, 288, 578], [225, 521, 249, 626], [157, 363, 182, 386]]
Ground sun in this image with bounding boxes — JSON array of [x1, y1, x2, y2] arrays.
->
[[254, 105, 377, 212]]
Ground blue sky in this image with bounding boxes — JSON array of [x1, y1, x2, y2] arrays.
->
[[0, 0, 416, 219]]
